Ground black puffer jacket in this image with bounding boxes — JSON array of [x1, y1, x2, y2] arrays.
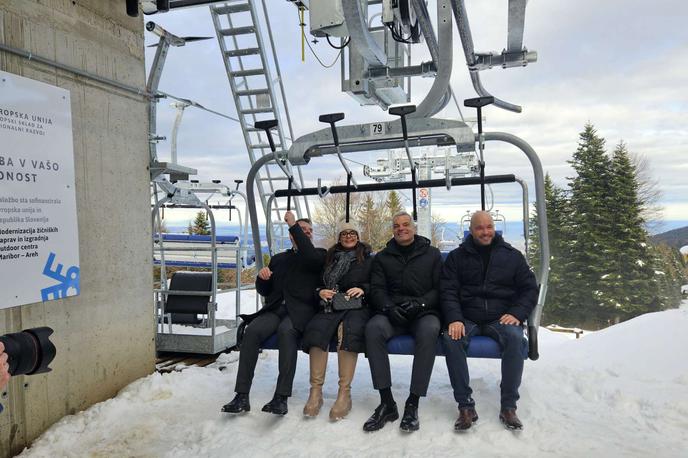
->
[[369, 235, 442, 319], [440, 233, 538, 325], [301, 252, 373, 353], [243, 224, 326, 331]]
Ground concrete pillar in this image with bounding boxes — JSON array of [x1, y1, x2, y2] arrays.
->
[[0, 1, 153, 456]]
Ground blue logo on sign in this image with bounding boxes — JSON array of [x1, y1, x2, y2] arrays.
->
[[40, 252, 80, 301]]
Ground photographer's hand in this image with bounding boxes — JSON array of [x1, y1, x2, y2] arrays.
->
[[0, 341, 10, 391]]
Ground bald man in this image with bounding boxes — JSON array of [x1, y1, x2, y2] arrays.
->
[[440, 211, 538, 430]]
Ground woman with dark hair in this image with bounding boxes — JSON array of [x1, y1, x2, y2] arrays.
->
[[301, 220, 373, 420]]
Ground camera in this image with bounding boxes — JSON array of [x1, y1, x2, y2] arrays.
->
[[0, 327, 56, 377]]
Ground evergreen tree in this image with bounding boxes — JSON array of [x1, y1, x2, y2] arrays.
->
[[529, 174, 576, 325], [190, 211, 211, 235], [650, 243, 687, 310], [380, 190, 406, 241], [566, 123, 616, 326], [385, 190, 404, 217], [604, 142, 657, 319]]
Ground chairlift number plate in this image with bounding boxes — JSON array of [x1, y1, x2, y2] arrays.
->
[[370, 122, 386, 136]]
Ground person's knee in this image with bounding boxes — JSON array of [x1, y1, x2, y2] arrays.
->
[[416, 316, 440, 341], [242, 325, 262, 346], [424, 316, 441, 335], [501, 325, 524, 346], [365, 315, 389, 339]]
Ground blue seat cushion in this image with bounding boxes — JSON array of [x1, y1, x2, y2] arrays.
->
[[259, 334, 527, 359]]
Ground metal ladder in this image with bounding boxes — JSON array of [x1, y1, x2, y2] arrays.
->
[[210, 0, 310, 251]]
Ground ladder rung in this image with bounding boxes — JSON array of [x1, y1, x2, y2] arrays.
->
[[213, 3, 251, 14], [236, 88, 269, 97], [230, 68, 265, 77], [220, 26, 256, 36], [225, 48, 261, 58], [241, 107, 274, 115], [250, 143, 281, 149]]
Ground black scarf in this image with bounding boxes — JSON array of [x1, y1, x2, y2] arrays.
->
[[323, 248, 357, 290]]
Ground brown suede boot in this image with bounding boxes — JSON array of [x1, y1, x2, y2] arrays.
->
[[329, 350, 357, 420], [303, 347, 328, 417]]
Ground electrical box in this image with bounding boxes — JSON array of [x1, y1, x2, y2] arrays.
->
[[309, 0, 349, 37]]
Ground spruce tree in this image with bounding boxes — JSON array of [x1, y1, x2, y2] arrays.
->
[[566, 123, 615, 326], [191, 211, 211, 235], [385, 190, 404, 217], [529, 174, 576, 325], [605, 142, 657, 319]]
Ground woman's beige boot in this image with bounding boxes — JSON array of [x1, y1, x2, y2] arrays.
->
[[303, 347, 328, 417], [329, 350, 357, 420]]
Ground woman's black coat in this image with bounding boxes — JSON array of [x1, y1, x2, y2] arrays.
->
[[301, 252, 373, 353]]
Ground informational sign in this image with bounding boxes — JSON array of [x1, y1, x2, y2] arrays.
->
[[416, 185, 431, 238], [0, 71, 80, 309]]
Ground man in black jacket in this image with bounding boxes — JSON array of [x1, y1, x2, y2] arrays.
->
[[441, 211, 538, 430], [222, 211, 326, 416], [363, 212, 442, 433]]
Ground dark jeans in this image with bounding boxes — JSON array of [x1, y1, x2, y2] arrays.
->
[[442, 318, 525, 410], [365, 313, 441, 397], [234, 311, 301, 397]]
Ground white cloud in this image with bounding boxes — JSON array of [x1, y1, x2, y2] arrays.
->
[[144, 0, 688, 230]]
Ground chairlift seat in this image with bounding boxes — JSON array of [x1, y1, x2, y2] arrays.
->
[[165, 271, 213, 324], [258, 333, 527, 359], [159, 233, 239, 244]]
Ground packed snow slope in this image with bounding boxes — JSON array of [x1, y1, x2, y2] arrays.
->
[[21, 306, 688, 457]]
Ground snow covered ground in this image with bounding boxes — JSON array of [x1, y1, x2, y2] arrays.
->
[[19, 303, 688, 457]]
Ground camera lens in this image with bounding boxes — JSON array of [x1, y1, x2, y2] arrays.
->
[[0, 327, 56, 376]]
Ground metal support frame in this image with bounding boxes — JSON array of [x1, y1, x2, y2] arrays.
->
[[288, 117, 475, 164], [150, 185, 254, 354], [409, 0, 453, 118], [484, 132, 549, 360], [514, 176, 529, 256], [245, 129, 548, 360], [451, 0, 536, 113]]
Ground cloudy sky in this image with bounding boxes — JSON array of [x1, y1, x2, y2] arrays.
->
[[145, 0, 688, 229]]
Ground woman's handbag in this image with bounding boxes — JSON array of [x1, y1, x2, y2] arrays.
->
[[331, 292, 363, 311]]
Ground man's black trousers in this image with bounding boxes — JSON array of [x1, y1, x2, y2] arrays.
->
[[234, 311, 301, 397], [365, 313, 441, 396]]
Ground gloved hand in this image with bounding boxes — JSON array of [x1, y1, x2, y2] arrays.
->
[[386, 305, 409, 326], [399, 300, 424, 320]]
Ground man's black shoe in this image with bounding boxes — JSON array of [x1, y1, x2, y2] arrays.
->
[[261, 394, 288, 415], [362, 402, 399, 432], [221, 393, 250, 413], [454, 406, 478, 431], [399, 402, 419, 432], [499, 408, 523, 430]]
